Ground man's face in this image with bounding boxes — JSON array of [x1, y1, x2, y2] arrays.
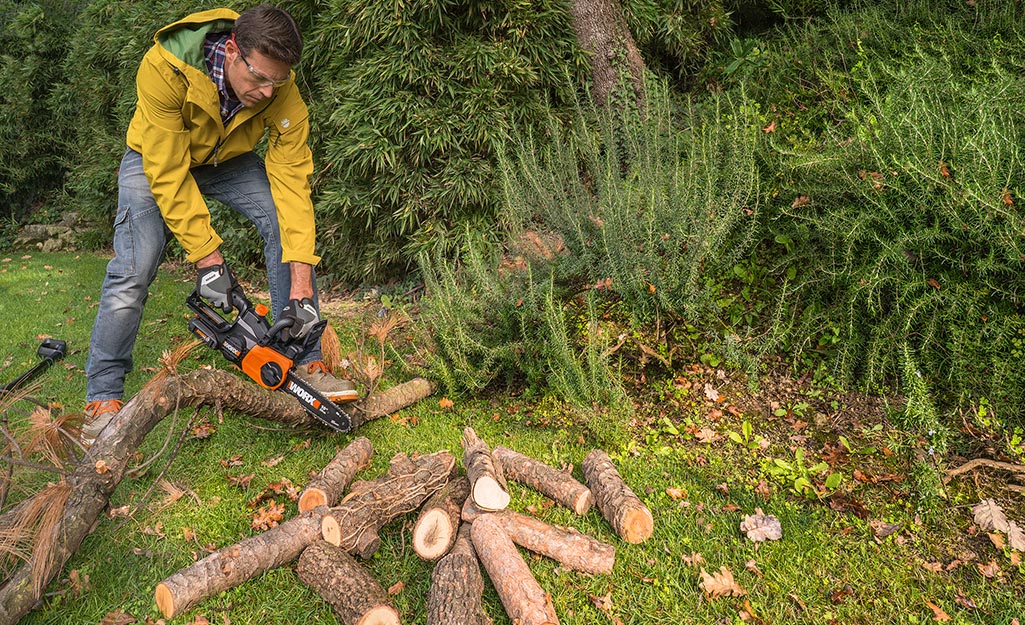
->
[[225, 37, 291, 107]]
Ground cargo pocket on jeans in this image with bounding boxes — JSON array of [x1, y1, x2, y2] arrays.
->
[[105, 205, 136, 277]]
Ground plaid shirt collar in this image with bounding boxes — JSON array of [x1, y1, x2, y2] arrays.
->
[[203, 32, 245, 123]]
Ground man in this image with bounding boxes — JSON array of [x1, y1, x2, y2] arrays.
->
[[83, 5, 355, 445]]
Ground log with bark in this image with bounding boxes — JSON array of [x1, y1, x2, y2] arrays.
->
[[297, 540, 400, 625], [482, 510, 615, 575], [471, 514, 559, 625], [462, 427, 510, 512], [155, 506, 329, 619], [321, 451, 456, 558], [0, 369, 432, 625], [492, 446, 592, 515], [582, 449, 653, 544], [413, 476, 470, 560], [299, 436, 374, 512], [426, 524, 490, 625]]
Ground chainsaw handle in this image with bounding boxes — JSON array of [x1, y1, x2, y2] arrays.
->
[[261, 316, 295, 345]]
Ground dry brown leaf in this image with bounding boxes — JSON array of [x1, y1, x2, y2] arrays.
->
[[588, 592, 625, 625], [696, 428, 719, 444], [925, 601, 951, 622], [227, 473, 255, 490], [94, 460, 110, 475], [108, 505, 130, 519], [1008, 520, 1025, 551], [869, 520, 901, 538], [745, 560, 763, 578], [439, 397, 454, 410], [187, 616, 210, 625], [740, 509, 782, 542], [954, 592, 977, 611], [762, 120, 777, 133], [666, 487, 687, 500], [976, 559, 1000, 578], [681, 552, 704, 567], [219, 454, 243, 468], [99, 611, 136, 625], [69, 569, 90, 596], [703, 383, 720, 402], [182, 527, 197, 542], [251, 501, 285, 532], [972, 499, 1010, 533], [791, 195, 811, 209], [387, 581, 404, 596], [921, 561, 943, 573], [988, 532, 1006, 550], [699, 566, 746, 599], [1010, 551, 1021, 566]]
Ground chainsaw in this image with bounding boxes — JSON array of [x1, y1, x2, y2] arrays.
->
[[186, 290, 353, 432]]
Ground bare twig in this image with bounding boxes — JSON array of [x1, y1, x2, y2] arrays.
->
[[126, 402, 189, 479], [0, 456, 72, 476], [944, 458, 1025, 484]]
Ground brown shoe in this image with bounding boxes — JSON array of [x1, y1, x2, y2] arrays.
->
[[82, 399, 124, 446], [293, 361, 358, 403]]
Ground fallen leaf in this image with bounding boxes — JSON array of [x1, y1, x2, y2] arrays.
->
[[1010, 551, 1020, 566], [925, 601, 951, 622], [939, 161, 951, 178], [227, 473, 255, 490], [183, 527, 197, 542], [99, 612, 136, 625], [588, 593, 624, 625], [927, 278, 941, 290], [869, 520, 901, 538], [387, 581, 404, 596], [954, 592, 977, 611], [69, 569, 90, 595], [988, 532, 1006, 550], [1002, 188, 1013, 206], [762, 120, 777, 133], [745, 559, 763, 577], [972, 499, 1010, 533], [666, 487, 687, 500], [94, 460, 110, 475], [739, 599, 763, 623], [438, 397, 454, 410], [219, 454, 243, 468], [699, 566, 746, 599], [251, 501, 285, 532], [1008, 520, 1025, 551], [740, 508, 782, 542], [108, 505, 131, 518], [141, 523, 166, 539], [829, 585, 854, 604], [976, 559, 1000, 578], [187, 617, 210, 625], [921, 561, 943, 573], [703, 383, 720, 403], [681, 552, 704, 567], [696, 428, 719, 444], [791, 195, 811, 209], [261, 456, 284, 468]]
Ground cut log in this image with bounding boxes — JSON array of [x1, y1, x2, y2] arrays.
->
[[487, 510, 614, 575], [413, 476, 470, 560], [321, 451, 455, 558], [297, 540, 400, 625], [155, 506, 329, 619], [299, 437, 374, 512], [471, 514, 558, 625], [581, 449, 653, 544], [492, 446, 592, 515], [426, 524, 490, 625], [462, 427, 509, 511]]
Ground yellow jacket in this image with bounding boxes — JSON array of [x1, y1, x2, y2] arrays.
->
[[126, 8, 319, 265]]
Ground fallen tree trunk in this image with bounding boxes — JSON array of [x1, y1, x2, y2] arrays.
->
[[321, 451, 456, 558], [0, 369, 432, 625], [582, 449, 653, 544], [299, 437, 374, 511], [155, 506, 329, 619], [297, 540, 400, 625], [413, 476, 470, 560], [462, 428, 509, 512], [492, 446, 592, 515], [426, 524, 490, 625], [471, 514, 559, 625]]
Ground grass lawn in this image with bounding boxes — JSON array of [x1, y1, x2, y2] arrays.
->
[[1, 251, 1023, 625]]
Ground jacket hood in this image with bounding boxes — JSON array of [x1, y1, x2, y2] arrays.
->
[[154, 8, 238, 72]]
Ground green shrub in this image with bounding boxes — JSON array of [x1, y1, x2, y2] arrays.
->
[[0, 0, 79, 221], [753, 2, 1025, 424]]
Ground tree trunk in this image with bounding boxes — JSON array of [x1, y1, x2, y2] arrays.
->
[[299, 437, 374, 511], [413, 476, 470, 560], [426, 524, 491, 625], [485, 510, 615, 575], [0, 369, 432, 625], [568, 0, 646, 106], [492, 446, 593, 515], [297, 540, 400, 625], [155, 507, 329, 619], [321, 451, 456, 558], [581, 449, 653, 544], [462, 428, 509, 512], [471, 515, 559, 625]]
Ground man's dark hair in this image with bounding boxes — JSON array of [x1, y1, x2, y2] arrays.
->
[[233, 4, 303, 66]]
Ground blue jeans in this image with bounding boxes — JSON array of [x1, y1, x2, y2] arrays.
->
[[85, 149, 323, 401]]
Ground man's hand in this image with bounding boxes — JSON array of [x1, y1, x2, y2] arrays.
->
[[280, 297, 319, 339], [196, 263, 242, 313]]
